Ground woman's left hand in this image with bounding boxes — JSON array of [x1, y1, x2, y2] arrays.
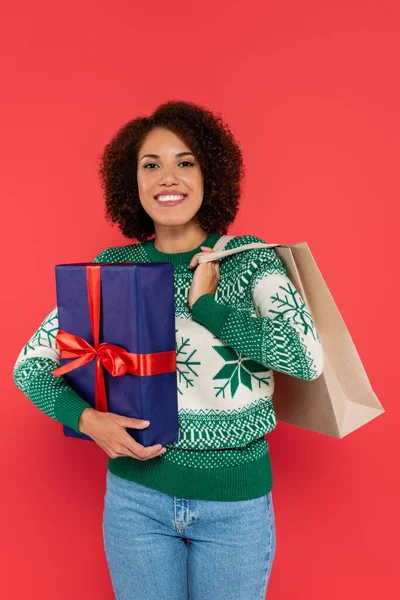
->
[[188, 246, 220, 310]]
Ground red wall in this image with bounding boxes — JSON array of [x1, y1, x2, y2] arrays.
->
[[2, 1, 398, 598]]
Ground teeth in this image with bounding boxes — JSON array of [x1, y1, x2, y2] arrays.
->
[[156, 195, 185, 202]]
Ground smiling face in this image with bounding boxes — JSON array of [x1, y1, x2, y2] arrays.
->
[[136, 127, 204, 231]]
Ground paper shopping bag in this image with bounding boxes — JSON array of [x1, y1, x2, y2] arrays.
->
[[198, 235, 384, 438]]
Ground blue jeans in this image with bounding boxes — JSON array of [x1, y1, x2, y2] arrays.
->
[[102, 470, 276, 600]]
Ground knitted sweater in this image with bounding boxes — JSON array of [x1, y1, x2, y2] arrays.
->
[[13, 232, 324, 501]]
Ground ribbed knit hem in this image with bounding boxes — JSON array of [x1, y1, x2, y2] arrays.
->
[[190, 294, 235, 337], [54, 387, 93, 433], [107, 449, 273, 501]]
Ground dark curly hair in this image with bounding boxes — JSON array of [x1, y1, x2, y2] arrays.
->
[[98, 100, 245, 243]]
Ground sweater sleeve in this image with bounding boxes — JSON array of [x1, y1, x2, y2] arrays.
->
[[190, 246, 324, 381], [12, 248, 113, 433]]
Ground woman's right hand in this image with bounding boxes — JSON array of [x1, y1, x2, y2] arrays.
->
[[78, 407, 167, 460]]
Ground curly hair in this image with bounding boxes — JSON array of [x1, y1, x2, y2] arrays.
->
[[98, 100, 245, 243]]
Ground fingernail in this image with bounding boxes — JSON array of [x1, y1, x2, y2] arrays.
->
[[143, 420, 150, 425]]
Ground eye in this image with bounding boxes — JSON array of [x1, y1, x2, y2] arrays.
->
[[142, 161, 195, 169]]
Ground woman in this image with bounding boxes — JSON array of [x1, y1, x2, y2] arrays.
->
[[13, 100, 324, 599]]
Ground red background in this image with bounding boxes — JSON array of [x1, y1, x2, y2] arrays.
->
[[2, 0, 399, 598]]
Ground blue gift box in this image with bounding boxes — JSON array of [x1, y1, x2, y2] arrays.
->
[[54, 262, 179, 447]]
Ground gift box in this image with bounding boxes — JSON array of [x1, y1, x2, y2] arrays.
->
[[53, 261, 179, 447]]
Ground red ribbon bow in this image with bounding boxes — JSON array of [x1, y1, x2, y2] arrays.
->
[[52, 265, 176, 412]]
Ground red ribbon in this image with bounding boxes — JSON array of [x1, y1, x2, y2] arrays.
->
[[52, 265, 176, 412]]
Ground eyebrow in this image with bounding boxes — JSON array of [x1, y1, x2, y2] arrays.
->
[[139, 152, 195, 161]]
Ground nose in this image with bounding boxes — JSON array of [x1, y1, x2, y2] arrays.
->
[[158, 165, 180, 185]]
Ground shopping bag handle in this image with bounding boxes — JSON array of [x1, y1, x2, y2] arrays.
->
[[197, 241, 281, 264]]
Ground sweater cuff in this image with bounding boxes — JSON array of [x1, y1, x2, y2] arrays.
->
[[54, 387, 94, 434], [191, 294, 235, 336]]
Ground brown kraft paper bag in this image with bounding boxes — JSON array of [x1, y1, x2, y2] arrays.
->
[[197, 235, 384, 438]]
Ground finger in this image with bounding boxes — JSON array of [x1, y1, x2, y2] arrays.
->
[[120, 444, 166, 460], [189, 255, 201, 269], [121, 431, 163, 458], [189, 247, 215, 268], [114, 415, 150, 429]]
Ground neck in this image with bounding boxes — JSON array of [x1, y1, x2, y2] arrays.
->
[[153, 224, 209, 254]]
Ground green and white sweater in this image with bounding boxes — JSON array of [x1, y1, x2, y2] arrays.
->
[[13, 232, 324, 501]]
